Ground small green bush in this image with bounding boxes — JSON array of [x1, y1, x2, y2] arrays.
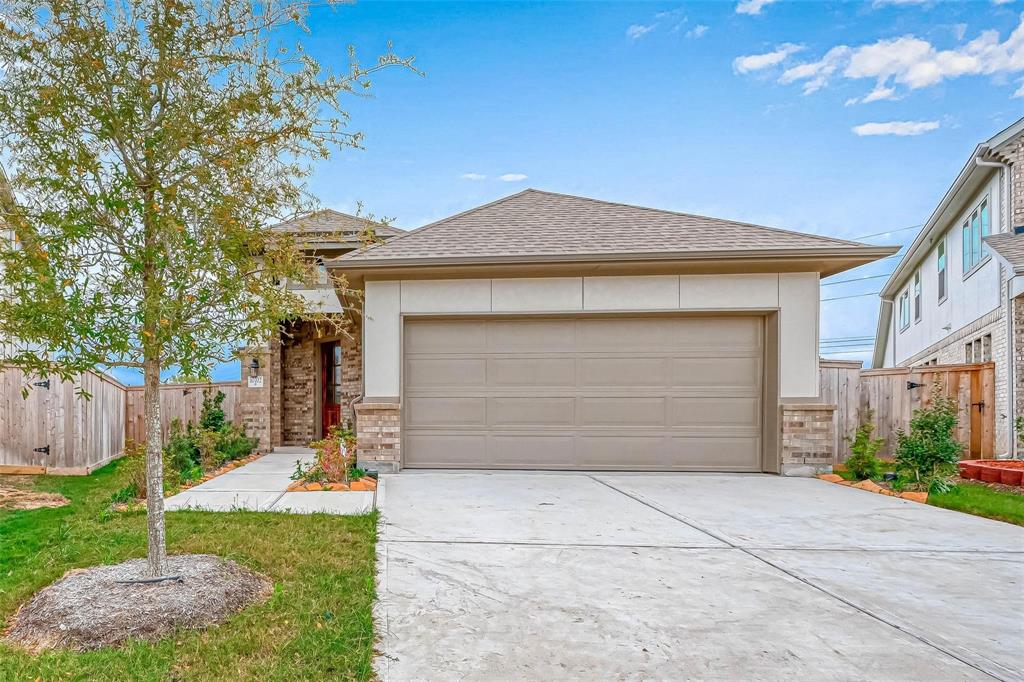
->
[[161, 389, 257, 482], [895, 396, 963, 493], [844, 414, 886, 480]]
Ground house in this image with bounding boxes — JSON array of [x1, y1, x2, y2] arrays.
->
[[242, 189, 894, 475], [872, 117, 1024, 457]]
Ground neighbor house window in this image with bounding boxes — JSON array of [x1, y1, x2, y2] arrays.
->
[[898, 290, 910, 331], [965, 333, 993, 363], [913, 271, 922, 323], [962, 198, 991, 274], [937, 240, 947, 302]]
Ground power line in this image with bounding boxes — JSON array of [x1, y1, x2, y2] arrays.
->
[[850, 224, 923, 241], [820, 349, 872, 356], [821, 290, 881, 302], [821, 272, 894, 286]]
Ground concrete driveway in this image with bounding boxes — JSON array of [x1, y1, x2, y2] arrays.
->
[[375, 472, 1024, 681]]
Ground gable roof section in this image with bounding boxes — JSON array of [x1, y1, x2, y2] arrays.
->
[[270, 209, 403, 246], [984, 231, 1024, 274], [331, 189, 888, 267]]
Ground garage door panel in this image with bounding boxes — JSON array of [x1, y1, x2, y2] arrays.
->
[[486, 319, 577, 353], [490, 397, 576, 427], [670, 397, 760, 428], [405, 357, 487, 387], [670, 357, 760, 390], [490, 436, 576, 467], [580, 397, 666, 427], [403, 316, 765, 471], [577, 435, 668, 467], [668, 436, 761, 470], [404, 319, 487, 353], [580, 358, 669, 387], [489, 357, 576, 388], [577, 318, 681, 351], [405, 397, 486, 428], [404, 434, 488, 467]]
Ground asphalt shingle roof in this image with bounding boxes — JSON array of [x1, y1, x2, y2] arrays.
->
[[984, 231, 1024, 271], [270, 209, 403, 239], [336, 189, 868, 264]]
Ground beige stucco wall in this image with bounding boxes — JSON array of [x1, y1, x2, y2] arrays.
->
[[362, 272, 821, 400]]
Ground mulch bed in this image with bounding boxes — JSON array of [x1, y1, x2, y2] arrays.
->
[[286, 477, 377, 493], [3, 554, 272, 652], [954, 476, 1024, 496], [168, 453, 264, 497], [0, 486, 69, 511]]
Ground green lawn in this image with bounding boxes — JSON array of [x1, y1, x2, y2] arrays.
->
[[928, 481, 1024, 527], [0, 460, 378, 681]]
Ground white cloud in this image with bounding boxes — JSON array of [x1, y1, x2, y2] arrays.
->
[[686, 24, 709, 39], [733, 43, 805, 74], [872, 0, 930, 6], [953, 23, 967, 41], [768, 15, 1024, 99], [626, 23, 655, 40], [852, 120, 940, 136], [779, 45, 850, 92], [499, 173, 528, 182], [736, 0, 778, 15], [1014, 81, 1024, 96], [994, 0, 1014, 5], [460, 173, 486, 181]]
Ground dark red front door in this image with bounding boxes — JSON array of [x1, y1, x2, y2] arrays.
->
[[321, 341, 343, 437]]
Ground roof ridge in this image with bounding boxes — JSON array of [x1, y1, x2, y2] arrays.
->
[[521, 188, 867, 248], [337, 189, 535, 260]]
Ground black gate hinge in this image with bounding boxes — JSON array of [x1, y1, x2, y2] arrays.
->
[[33, 445, 49, 455]]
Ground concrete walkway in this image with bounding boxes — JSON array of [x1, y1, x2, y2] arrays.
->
[[375, 472, 1024, 681], [163, 447, 375, 514]]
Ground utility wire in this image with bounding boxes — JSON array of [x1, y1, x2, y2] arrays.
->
[[850, 224, 923, 241], [821, 290, 882, 302], [821, 272, 893, 286]]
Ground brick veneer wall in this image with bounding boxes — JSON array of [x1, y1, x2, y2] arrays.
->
[[781, 404, 836, 476], [279, 319, 363, 445], [239, 340, 282, 453], [354, 402, 400, 473]]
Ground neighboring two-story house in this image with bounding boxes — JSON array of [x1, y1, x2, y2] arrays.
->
[[872, 117, 1024, 456]]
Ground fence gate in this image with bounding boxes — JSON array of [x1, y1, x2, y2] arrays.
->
[[858, 362, 996, 460], [0, 368, 52, 473]]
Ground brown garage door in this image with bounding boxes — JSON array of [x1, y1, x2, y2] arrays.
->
[[402, 315, 764, 471]]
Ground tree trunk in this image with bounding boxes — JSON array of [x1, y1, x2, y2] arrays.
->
[[143, 352, 167, 577]]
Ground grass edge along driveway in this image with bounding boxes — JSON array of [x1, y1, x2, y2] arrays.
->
[[0, 461, 378, 681]]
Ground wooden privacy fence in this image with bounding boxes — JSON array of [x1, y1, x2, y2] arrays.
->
[[124, 382, 241, 444], [821, 360, 996, 462], [1, 369, 240, 475], [0, 368, 126, 475]]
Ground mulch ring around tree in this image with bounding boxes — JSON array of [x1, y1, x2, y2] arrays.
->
[[3, 554, 272, 652], [0, 486, 69, 511]]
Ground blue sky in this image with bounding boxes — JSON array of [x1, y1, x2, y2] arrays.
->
[[112, 0, 1024, 384]]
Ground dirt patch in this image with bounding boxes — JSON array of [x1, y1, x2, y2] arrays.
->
[[955, 477, 1024, 496], [3, 554, 272, 652], [0, 486, 69, 511]]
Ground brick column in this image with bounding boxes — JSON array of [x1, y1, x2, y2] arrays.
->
[[354, 402, 401, 473], [239, 340, 282, 453], [781, 403, 836, 476]]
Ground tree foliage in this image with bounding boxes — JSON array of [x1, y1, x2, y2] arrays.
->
[[895, 396, 963, 493], [0, 0, 414, 574]]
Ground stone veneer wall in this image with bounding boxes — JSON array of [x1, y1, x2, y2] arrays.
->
[[354, 402, 401, 473], [780, 404, 836, 476]]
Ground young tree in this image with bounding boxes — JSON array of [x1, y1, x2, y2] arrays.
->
[[0, 0, 413, 576]]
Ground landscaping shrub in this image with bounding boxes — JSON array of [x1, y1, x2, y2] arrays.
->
[[895, 396, 963, 493], [844, 412, 886, 480], [158, 390, 258, 491], [294, 424, 359, 485]]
